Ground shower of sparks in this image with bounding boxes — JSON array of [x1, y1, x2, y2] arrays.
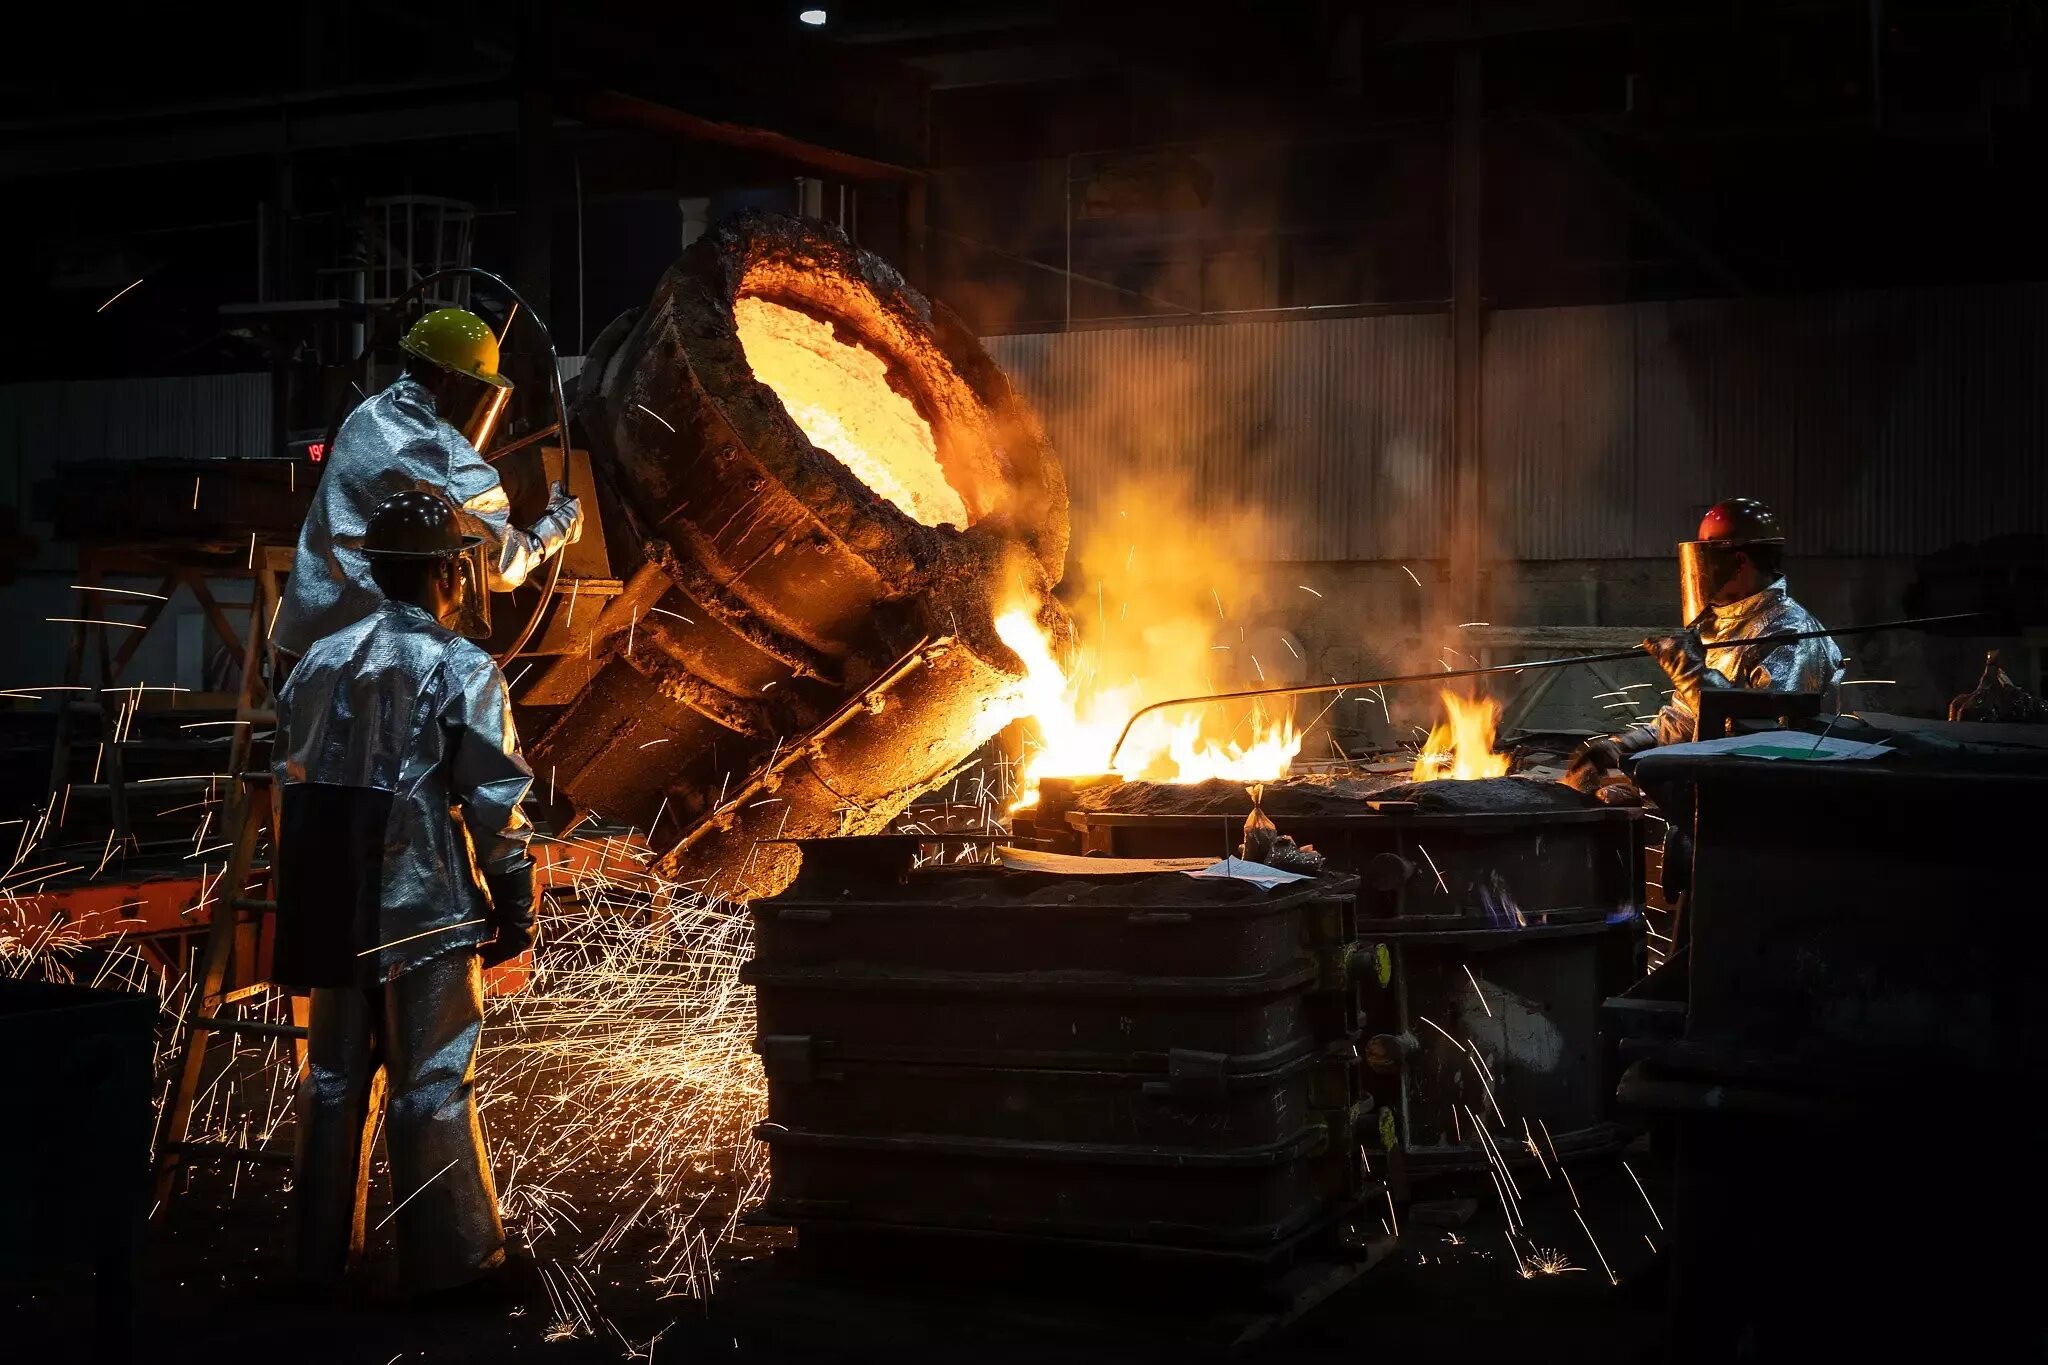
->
[[1461, 963, 1493, 1017], [4, 808, 779, 1334], [1525, 1245, 1585, 1276]]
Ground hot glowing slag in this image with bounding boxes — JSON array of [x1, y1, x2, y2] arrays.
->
[[1410, 689, 1510, 781], [994, 607, 1301, 809], [733, 295, 969, 529]]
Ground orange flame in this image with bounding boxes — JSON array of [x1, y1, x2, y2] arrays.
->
[[995, 606, 1300, 810], [1410, 690, 1510, 781]]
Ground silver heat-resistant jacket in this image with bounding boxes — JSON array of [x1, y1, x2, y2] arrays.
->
[[272, 600, 537, 986], [273, 373, 580, 658], [1632, 580, 1845, 748]]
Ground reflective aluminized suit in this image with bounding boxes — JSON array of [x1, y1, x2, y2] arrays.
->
[[273, 373, 580, 658], [1627, 580, 1844, 749], [273, 599, 538, 1287]]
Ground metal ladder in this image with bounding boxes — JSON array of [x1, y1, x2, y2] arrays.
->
[[152, 546, 305, 1207]]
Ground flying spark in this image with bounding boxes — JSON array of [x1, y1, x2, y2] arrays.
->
[[1461, 963, 1492, 1017], [97, 278, 145, 312]]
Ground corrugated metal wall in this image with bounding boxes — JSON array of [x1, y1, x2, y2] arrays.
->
[[986, 314, 1451, 560], [1, 373, 272, 533], [991, 285, 2048, 561]]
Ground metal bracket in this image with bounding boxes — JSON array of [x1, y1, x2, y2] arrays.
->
[[1161, 1047, 1230, 1101], [759, 1033, 816, 1084]]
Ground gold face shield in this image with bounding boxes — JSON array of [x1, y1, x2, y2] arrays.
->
[[453, 376, 515, 456], [1678, 540, 1749, 628], [445, 537, 495, 641]]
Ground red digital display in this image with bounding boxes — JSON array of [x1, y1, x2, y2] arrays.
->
[[307, 442, 325, 462]]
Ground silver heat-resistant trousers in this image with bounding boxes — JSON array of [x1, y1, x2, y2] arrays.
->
[[294, 951, 505, 1289]]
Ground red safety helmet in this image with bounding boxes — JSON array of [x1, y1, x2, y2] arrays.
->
[[1693, 497, 1784, 547], [1679, 498, 1785, 624]]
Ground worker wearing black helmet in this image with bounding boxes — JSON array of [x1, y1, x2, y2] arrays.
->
[[272, 489, 538, 1296], [1568, 498, 1843, 786], [272, 306, 582, 664]]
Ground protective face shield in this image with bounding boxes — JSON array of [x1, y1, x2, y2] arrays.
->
[[1677, 540, 1749, 627], [452, 376, 514, 456], [399, 307, 516, 454], [1677, 498, 1785, 626], [443, 537, 494, 641]]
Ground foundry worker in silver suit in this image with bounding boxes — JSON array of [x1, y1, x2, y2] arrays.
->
[[272, 490, 539, 1294], [1567, 497, 1843, 788], [1566, 498, 1842, 911], [272, 305, 582, 663]]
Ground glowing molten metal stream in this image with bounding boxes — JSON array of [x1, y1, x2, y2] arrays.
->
[[1411, 689, 1510, 781], [734, 295, 969, 529]]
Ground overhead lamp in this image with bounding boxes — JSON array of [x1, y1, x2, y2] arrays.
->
[[799, 8, 827, 24]]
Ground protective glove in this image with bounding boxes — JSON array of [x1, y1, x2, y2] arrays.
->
[[1643, 629, 1712, 716], [1643, 629, 1706, 680], [527, 483, 584, 555], [480, 925, 534, 969], [479, 865, 540, 967], [1563, 736, 1622, 792]]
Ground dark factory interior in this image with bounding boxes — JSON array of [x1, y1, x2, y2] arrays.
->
[[2, 2, 2043, 1360]]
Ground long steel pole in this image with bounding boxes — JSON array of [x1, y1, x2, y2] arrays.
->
[[1102, 613, 1982, 770]]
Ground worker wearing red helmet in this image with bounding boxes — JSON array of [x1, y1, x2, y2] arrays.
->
[[1569, 498, 1843, 785]]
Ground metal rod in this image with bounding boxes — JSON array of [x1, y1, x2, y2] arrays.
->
[[1103, 612, 1983, 770]]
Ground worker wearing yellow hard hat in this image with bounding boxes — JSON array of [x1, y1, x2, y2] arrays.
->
[[273, 305, 582, 663], [399, 307, 514, 391]]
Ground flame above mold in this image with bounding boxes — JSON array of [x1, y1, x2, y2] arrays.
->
[[995, 605, 1301, 808], [733, 295, 969, 529], [1410, 689, 1510, 781]]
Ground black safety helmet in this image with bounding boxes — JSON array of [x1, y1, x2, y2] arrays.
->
[[361, 489, 482, 558], [360, 490, 493, 640], [1679, 497, 1786, 625]]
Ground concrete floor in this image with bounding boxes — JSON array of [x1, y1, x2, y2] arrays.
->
[[3, 1145, 1667, 1363]]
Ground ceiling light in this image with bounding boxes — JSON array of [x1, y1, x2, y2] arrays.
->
[[799, 8, 827, 24]]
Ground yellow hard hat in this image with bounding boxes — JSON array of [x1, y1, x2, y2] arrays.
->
[[399, 308, 513, 389]]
